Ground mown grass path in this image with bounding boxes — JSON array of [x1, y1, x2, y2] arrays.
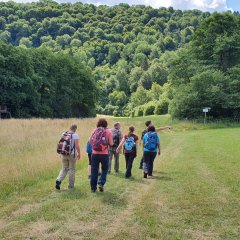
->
[[0, 128, 239, 240]]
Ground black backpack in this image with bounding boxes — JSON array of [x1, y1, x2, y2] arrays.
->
[[112, 128, 121, 148]]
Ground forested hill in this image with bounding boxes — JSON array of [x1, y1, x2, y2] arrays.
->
[[0, 1, 240, 118]]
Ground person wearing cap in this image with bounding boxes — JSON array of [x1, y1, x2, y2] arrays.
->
[[55, 124, 81, 190]]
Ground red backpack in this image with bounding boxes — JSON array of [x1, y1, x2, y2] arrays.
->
[[57, 132, 74, 155], [90, 127, 107, 151]]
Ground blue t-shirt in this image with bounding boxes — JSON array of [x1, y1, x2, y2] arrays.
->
[[143, 132, 160, 152]]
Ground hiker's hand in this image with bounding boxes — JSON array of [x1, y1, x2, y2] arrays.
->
[[77, 154, 81, 160], [116, 148, 120, 154]]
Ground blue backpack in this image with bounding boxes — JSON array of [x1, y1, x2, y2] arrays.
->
[[86, 141, 92, 154], [124, 136, 135, 152], [144, 132, 158, 151]]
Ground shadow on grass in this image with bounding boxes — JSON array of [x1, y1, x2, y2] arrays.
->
[[99, 191, 128, 207], [111, 172, 150, 185]]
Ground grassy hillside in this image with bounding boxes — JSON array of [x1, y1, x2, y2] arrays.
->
[[0, 116, 239, 239]]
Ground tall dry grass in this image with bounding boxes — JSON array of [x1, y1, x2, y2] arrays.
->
[[0, 118, 135, 186]]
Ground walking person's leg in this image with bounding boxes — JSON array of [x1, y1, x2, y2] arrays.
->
[[139, 154, 144, 169], [56, 155, 69, 189], [90, 154, 100, 192], [108, 150, 113, 174], [143, 152, 150, 178], [148, 152, 157, 177], [88, 153, 92, 179], [68, 155, 77, 188], [114, 151, 120, 173], [98, 154, 109, 192], [125, 154, 134, 178], [125, 154, 129, 169]]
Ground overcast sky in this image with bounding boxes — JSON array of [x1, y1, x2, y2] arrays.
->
[[1, 0, 240, 12]]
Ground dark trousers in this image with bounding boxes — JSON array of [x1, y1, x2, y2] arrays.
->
[[88, 153, 92, 165], [143, 152, 157, 176], [140, 155, 144, 168], [125, 153, 135, 178], [91, 154, 109, 191]]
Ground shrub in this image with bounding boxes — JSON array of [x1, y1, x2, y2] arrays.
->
[[134, 106, 144, 117], [154, 98, 170, 115], [144, 102, 156, 116]]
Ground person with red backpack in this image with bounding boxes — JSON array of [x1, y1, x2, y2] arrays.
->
[[90, 118, 113, 192], [116, 126, 138, 179], [108, 122, 123, 174], [56, 124, 81, 190]]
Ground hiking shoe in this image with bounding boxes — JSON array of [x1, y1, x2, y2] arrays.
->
[[55, 180, 61, 190], [98, 184, 104, 192], [143, 172, 147, 178], [91, 189, 96, 193]]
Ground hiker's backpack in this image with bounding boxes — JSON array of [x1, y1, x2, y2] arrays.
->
[[112, 128, 121, 148], [144, 132, 158, 151], [90, 127, 107, 151], [86, 141, 92, 154], [124, 136, 136, 152], [57, 131, 74, 155]]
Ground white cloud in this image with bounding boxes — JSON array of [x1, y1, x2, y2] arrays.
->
[[143, 0, 230, 12], [0, 0, 231, 12]]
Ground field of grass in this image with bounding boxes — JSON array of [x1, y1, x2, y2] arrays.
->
[[0, 115, 239, 239]]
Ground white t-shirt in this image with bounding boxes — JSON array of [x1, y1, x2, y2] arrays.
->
[[70, 132, 79, 156]]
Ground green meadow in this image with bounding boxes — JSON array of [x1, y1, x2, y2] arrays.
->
[[0, 116, 239, 240]]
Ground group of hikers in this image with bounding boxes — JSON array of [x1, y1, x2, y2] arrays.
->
[[56, 118, 172, 192]]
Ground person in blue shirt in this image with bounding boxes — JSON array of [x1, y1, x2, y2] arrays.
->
[[142, 125, 160, 178], [86, 141, 92, 179], [139, 120, 171, 169]]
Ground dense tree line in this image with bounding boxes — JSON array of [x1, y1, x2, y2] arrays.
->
[[168, 13, 240, 119], [0, 1, 239, 119], [0, 1, 209, 117], [0, 41, 97, 118]]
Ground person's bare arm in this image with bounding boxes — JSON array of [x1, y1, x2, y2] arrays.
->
[[156, 126, 173, 132], [75, 139, 81, 160], [116, 138, 125, 154]]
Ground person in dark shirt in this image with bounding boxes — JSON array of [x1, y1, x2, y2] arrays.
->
[[116, 126, 139, 178]]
